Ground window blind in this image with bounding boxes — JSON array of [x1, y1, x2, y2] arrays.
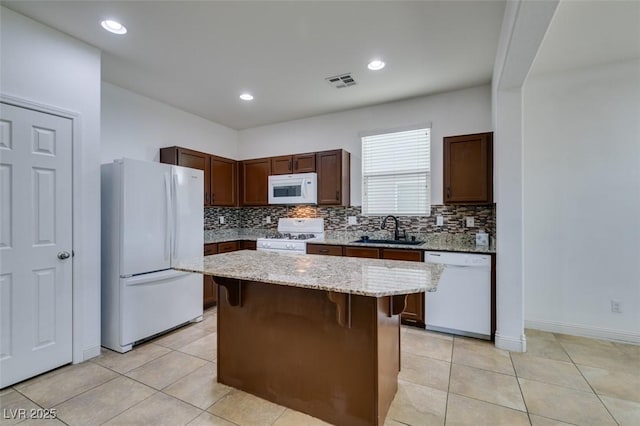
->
[[362, 127, 430, 215]]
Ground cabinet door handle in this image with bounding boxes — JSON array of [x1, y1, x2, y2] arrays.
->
[[294, 160, 298, 170], [212, 193, 215, 202], [446, 187, 451, 199], [205, 193, 209, 203], [288, 160, 292, 171], [336, 190, 339, 200], [319, 249, 329, 253]]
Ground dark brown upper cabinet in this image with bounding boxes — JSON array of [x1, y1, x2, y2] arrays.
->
[[160, 146, 238, 207], [316, 149, 350, 206], [241, 158, 271, 206], [443, 132, 493, 205], [210, 155, 237, 206], [270, 153, 316, 175], [160, 146, 212, 205]]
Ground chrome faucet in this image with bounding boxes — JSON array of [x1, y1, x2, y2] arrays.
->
[[380, 215, 406, 240]]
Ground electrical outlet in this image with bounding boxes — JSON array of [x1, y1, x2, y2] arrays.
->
[[219, 216, 225, 225], [465, 217, 475, 227], [611, 299, 622, 313], [347, 216, 357, 225], [436, 215, 444, 226], [265, 216, 271, 224], [476, 232, 489, 246]]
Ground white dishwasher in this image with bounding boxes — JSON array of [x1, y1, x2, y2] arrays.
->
[[424, 251, 492, 340]]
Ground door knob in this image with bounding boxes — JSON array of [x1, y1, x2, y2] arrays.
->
[[57, 251, 71, 260]]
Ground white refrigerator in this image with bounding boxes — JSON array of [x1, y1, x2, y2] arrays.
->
[[101, 158, 204, 353]]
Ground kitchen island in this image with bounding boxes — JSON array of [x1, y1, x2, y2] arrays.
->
[[174, 250, 443, 426]]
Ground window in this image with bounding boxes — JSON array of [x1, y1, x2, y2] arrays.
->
[[361, 126, 430, 215]]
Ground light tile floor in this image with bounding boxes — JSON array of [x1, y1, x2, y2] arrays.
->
[[2, 308, 639, 425]]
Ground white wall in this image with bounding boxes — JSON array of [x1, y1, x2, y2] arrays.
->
[[523, 59, 640, 342], [491, 0, 558, 352], [1, 7, 102, 360], [101, 83, 239, 163], [238, 85, 492, 206]]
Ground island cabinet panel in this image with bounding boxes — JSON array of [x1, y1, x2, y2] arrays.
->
[[241, 158, 271, 206], [306, 244, 343, 256], [443, 132, 493, 205], [344, 246, 380, 259], [210, 155, 237, 206], [381, 249, 425, 327], [217, 280, 399, 426], [316, 149, 350, 206], [203, 244, 219, 308]]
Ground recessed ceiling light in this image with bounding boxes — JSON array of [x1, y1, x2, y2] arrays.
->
[[239, 93, 254, 101], [367, 60, 385, 71], [100, 19, 127, 35]]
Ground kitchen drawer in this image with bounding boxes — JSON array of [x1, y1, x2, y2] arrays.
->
[[381, 248, 422, 262], [218, 241, 240, 253], [344, 247, 380, 259], [240, 240, 257, 250], [306, 244, 343, 256], [204, 243, 218, 256]]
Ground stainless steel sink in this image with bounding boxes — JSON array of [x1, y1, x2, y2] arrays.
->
[[351, 239, 424, 246]]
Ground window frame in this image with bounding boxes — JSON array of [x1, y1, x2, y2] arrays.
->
[[360, 124, 432, 217]]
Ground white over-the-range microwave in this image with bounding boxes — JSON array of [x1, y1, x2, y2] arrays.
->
[[268, 172, 317, 205]]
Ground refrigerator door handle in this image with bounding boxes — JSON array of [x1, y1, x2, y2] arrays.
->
[[172, 173, 179, 259], [123, 269, 192, 286], [164, 173, 171, 261]]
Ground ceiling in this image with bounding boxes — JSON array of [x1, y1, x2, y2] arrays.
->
[[530, 0, 640, 76], [3, 1, 506, 130]]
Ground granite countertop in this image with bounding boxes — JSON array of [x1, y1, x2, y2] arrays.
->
[[312, 236, 495, 254], [204, 229, 496, 254], [173, 250, 444, 297]]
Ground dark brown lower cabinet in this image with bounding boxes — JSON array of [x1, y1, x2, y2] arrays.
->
[[240, 240, 257, 250], [343, 247, 380, 259], [218, 241, 239, 253], [203, 240, 252, 308], [380, 249, 425, 327], [203, 243, 219, 308], [306, 244, 343, 256], [307, 244, 425, 327]]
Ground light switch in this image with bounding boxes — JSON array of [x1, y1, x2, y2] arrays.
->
[[348, 216, 357, 225], [219, 216, 225, 225], [265, 216, 271, 224], [436, 215, 444, 226], [465, 217, 475, 227]]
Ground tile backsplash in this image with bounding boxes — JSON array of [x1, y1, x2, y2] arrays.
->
[[205, 204, 496, 238]]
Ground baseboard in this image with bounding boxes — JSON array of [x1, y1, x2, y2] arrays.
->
[[525, 319, 640, 344], [495, 332, 527, 352], [82, 345, 102, 361]]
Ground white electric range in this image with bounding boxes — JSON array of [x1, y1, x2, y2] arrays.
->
[[257, 218, 325, 254]]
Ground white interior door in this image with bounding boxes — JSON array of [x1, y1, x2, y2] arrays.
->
[[0, 103, 73, 388]]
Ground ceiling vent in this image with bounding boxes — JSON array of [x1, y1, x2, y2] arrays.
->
[[325, 73, 357, 89]]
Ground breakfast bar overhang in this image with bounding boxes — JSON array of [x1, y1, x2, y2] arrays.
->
[[174, 250, 443, 426]]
